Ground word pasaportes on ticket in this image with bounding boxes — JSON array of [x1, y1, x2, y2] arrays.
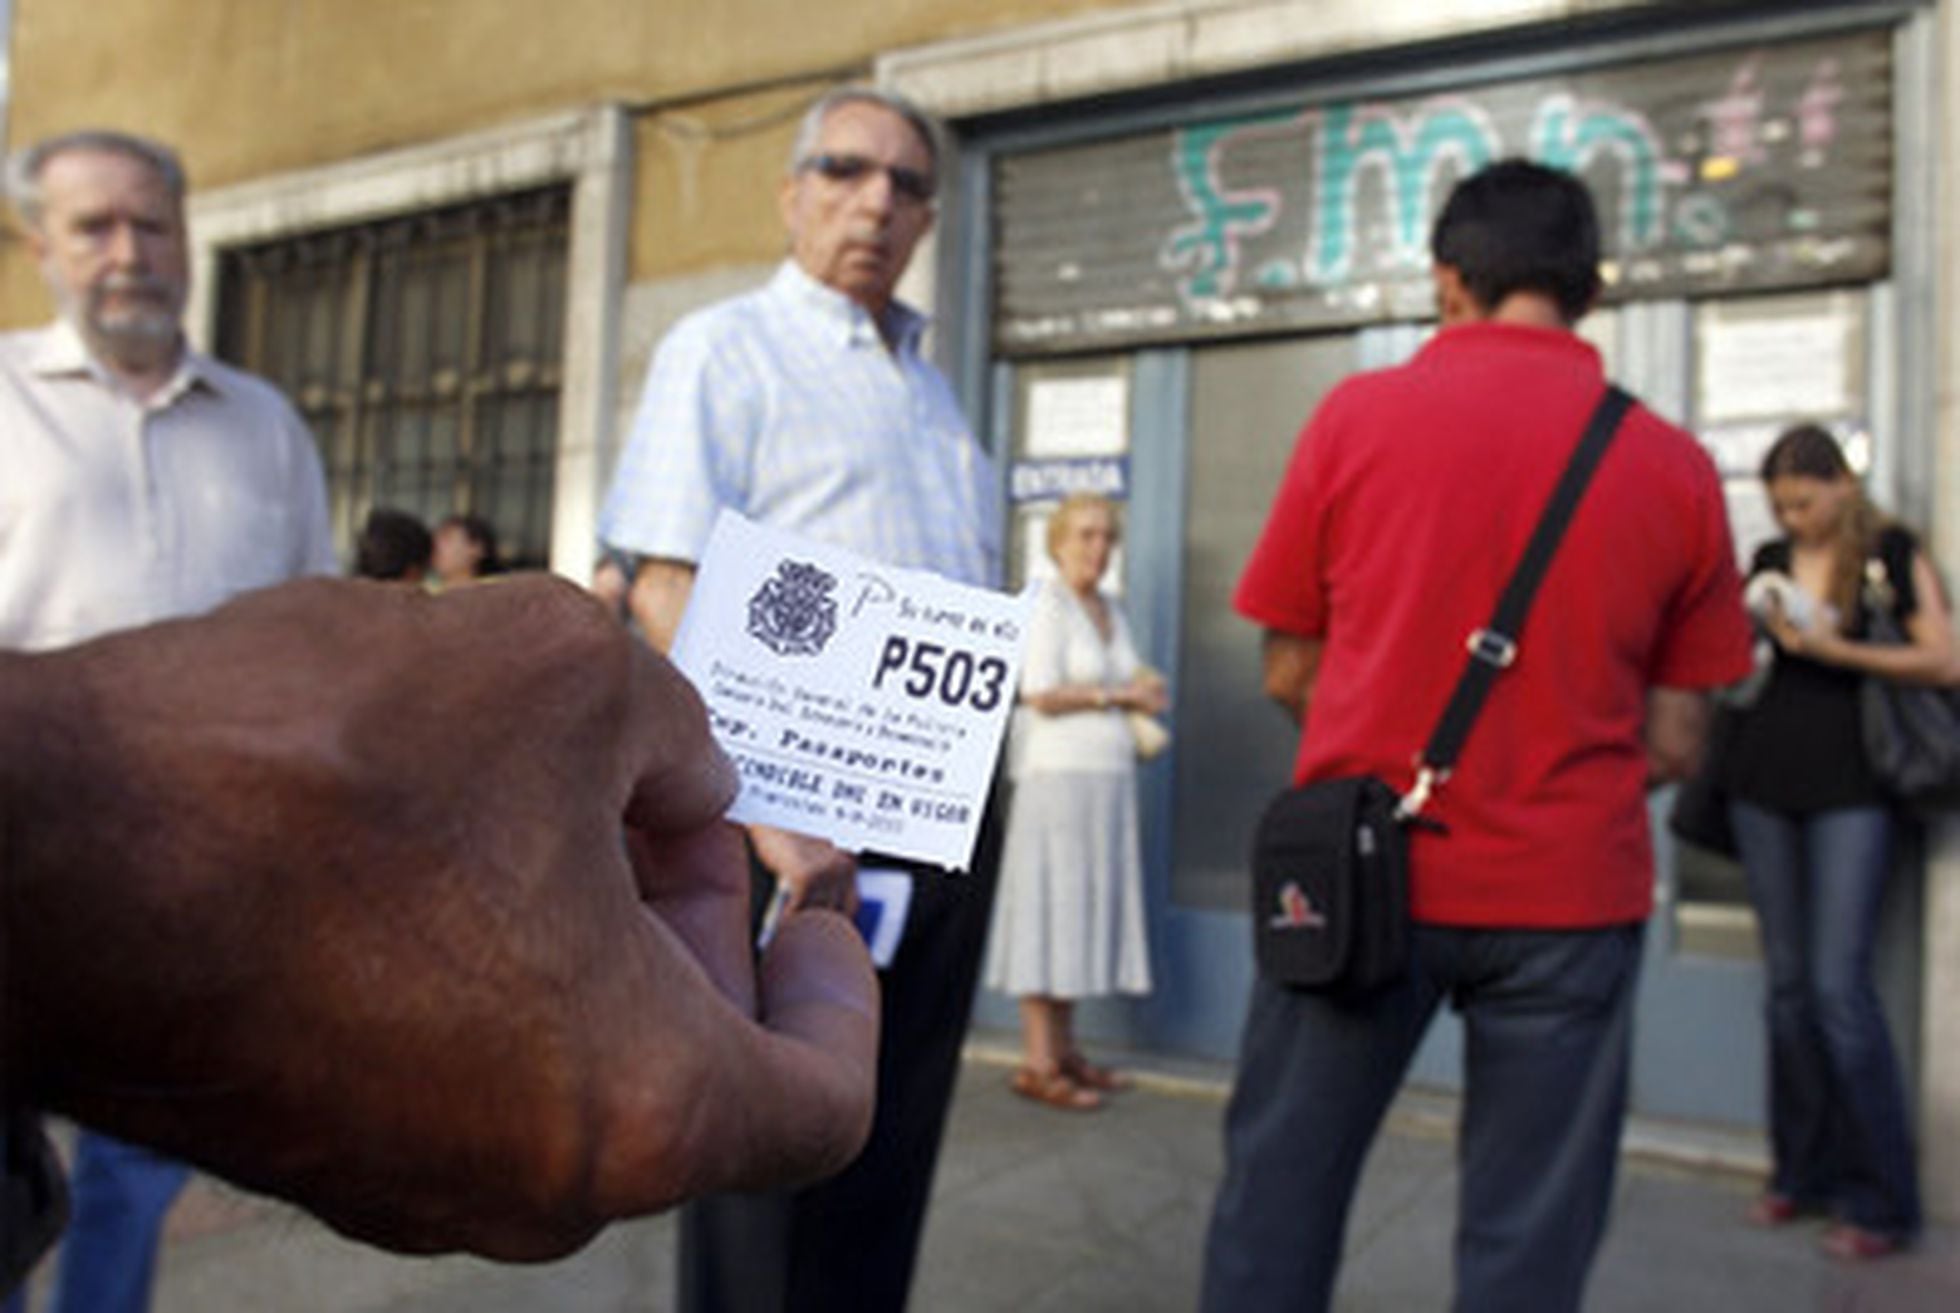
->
[[670, 511, 1033, 872]]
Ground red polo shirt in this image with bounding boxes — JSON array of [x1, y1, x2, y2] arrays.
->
[[1235, 322, 1752, 928]]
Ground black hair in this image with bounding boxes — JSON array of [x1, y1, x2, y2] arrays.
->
[[439, 513, 504, 576], [1430, 159, 1602, 322], [354, 508, 433, 582]]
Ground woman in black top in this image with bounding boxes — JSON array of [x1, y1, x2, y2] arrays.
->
[[1719, 425, 1955, 1260]]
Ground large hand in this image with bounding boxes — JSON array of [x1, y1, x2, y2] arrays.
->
[[0, 576, 877, 1261]]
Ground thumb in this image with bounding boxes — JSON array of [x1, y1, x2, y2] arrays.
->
[[740, 912, 880, 1186]]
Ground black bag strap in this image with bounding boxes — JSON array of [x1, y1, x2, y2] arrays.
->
[[1399, 384, 1634, 819]]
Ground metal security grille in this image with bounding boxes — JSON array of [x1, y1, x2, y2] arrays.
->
[[215, 187, 570, 568], [992, 26, 1893, 355]]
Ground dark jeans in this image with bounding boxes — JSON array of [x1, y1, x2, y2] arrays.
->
[[1201, 922, 1645, 1313], [1729, 799, 1920, 1237]]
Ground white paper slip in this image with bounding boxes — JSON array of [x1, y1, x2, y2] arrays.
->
[[671, 510, 1034, 872]]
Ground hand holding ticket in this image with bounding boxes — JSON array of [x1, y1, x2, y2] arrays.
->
[[670, 511, 1033, 872]]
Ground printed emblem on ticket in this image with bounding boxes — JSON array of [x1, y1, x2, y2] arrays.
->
[[671, 511, 1033, 871]]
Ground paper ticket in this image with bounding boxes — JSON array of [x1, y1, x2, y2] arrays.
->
[[670, 510, 1033, 871]]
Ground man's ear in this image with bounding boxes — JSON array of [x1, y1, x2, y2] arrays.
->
[[1432, 264, 1479, 325], [777, 174, 800, 238]]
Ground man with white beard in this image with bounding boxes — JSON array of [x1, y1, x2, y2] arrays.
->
[[0, 129, 334, 1313]]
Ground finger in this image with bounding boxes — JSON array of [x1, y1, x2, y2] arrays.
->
[[588, 911, 875, 1221], [803, 858, 861, 918], [629, 821, 757, 1016], [619, 640, 738, 837], [724, 912, 879, 1188], [778, 866, 816, 916]]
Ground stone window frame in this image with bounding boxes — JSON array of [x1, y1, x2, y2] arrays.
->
[[186, 107, 631, 581]]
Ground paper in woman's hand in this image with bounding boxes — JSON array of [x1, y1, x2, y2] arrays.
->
[[1745, 571, 1826, 632]]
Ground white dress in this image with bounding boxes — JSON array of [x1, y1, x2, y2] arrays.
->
[[984, 579, 1153, 998]]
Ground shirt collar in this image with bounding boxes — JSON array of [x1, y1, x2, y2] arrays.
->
[[1421, 319, 1604, 371], [770, 260, 928, 355], [26, 318, 226, 406]]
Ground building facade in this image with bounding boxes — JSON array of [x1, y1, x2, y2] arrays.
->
[[4, 0, 1955, 1218]]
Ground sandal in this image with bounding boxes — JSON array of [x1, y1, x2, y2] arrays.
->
[[1061, 1052, 1130, 1093], [1745, 1193, 1801, 1227], [1010, 1066, 1103, 1111], [1820, 1223, 1902, 1262]]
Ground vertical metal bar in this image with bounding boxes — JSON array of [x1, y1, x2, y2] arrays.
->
[[372, 232, 405, 516], [339, 235, 374, 535], [459, 212, 492, 515], [1125, 345, 1188, 1047], [948, 144, 996, 451], [529, 196, 569, 565]]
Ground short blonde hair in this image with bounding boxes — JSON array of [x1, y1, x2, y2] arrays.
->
[[1044, 493, 1120, 564]]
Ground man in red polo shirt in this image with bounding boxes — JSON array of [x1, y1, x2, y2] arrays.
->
[[1200, 160, 1753, 1313]]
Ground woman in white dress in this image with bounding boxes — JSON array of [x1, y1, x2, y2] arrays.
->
[[986, 494, 1166, 1111]]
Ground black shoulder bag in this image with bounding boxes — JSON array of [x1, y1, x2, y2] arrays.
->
[[1858, 557, 1960, 815], [1251, 385, 1634, 996]]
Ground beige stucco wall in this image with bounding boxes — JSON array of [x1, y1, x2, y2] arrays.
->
[[629, 81, 813, 284], [0, 0, 1134, 327], [4, 0, 1127, 183]]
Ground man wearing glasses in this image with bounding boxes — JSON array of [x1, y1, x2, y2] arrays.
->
[[599, 87, 1000, 1313]]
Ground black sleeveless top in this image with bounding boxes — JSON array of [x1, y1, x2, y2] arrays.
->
[[1717, 524, 1919, 813]]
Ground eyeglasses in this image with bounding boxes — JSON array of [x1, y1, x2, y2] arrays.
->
[[797, 152, 936, 205]]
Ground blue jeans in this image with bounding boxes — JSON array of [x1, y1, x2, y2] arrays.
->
[[1729, 800, 1921, 1237], [1201, 923, 1645, 1313], [25, 1131, 189, 1313]]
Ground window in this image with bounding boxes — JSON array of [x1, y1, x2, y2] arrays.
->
[[215, 187, 571, 569]]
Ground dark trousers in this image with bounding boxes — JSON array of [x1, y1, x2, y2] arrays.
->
[[1201, 922, 1646, 1313], [1730, 800, 1920, 1236], [677, 806, 1003, 1313]]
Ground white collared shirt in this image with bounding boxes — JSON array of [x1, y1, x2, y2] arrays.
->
[[0, 321, 336, 652], [599, 261, 1000, 587]]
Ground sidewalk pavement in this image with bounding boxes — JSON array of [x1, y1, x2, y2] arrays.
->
[[17, 1038, 1957, 1311]]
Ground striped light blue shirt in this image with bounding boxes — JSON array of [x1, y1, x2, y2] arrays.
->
[[600, 261, 1000, 587]]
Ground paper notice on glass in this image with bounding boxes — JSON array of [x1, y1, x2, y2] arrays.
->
[[1023, 375, 1128, 457], [671, 511, 1034, 872], [1698, 313, 1852, 424]]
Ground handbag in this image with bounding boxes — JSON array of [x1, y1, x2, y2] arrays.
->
[[1252, 775, 1409, 992], [1859, 560, 1960, 814], [1126, 710, 1171, 760], [1125, 664, 1172, 760], [1251, 386, 1633, 995]]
